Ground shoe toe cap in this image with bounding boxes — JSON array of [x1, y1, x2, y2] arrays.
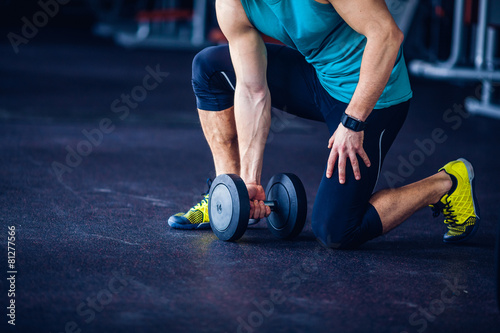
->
[[168, 214, 190, 227], [443, 223, 478, 243]]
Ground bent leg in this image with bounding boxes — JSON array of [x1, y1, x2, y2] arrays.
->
[[312, 101, 410, 249], [313, 99, 455, 248], [192, 46, 241, 175], [370, 171, 452, 233]]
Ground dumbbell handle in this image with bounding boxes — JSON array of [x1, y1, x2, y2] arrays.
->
[[263, 201, 276, 210]]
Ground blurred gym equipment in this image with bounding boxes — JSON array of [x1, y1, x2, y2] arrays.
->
[[410, 0, 500, 119], [90, 0, 213, 49], [88, 0, 419, 50]]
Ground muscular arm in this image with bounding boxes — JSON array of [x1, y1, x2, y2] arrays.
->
[[325, 0, 403, 182], [329, 0, 404, 121], [216, 0, 271, 186]]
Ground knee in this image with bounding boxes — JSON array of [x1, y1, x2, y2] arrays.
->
[[192, 46, 222, 86], [311, 216, 358, 250], [192, 46, 234, 111], [312, 220, 344, 249], [214, 134, 238, 147]]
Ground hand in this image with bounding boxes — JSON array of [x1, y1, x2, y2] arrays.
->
[[326, 123, 371, 184], [246, 183, 271, 219]]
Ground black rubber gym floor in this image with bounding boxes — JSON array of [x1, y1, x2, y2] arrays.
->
[[1, 29, 499, 333]]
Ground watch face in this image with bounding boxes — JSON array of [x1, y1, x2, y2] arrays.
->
[[346, 117, 357, 130], [342, 114, 364, 131]]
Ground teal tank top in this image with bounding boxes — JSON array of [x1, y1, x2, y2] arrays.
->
[[239, 0, 412, 109]]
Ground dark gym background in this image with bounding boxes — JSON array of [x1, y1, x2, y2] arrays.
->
[[1, 0, 499, 332]]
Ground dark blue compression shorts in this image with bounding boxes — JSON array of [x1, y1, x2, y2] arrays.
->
[[192, 44, 410, 249]]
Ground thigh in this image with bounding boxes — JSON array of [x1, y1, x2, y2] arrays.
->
[[312, 101, 410, 248], [312, 132, 382, 247], [265, 44, 325, 122]]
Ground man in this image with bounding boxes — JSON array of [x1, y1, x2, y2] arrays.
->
[[168, 0, 480, 249]]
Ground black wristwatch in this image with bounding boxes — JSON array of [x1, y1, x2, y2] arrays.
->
[[340, 112, 367, 132]]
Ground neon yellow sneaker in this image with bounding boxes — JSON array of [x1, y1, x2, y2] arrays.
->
[[167, 178, 261, 230], [168, 180, 212, 230], [430, 158, 480, 243]]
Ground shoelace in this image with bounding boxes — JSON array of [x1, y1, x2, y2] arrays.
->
[[431, 201, 444, 218], [192, 194, 209, 211], [432, 198, 459, 227], [190, 178, 213, 212], [202, 178, 213, 196], [442, 200, 459, 226]]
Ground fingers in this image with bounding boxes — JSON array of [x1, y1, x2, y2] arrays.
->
[[327, 128, 371, 183], [338, 152, 346, 184], [326, 149, 338, 179], [349, 148, 370, 181], [249, 200, 269, 219], [329, 149, 370, 183], [358, 148, 371, 168], [349, 152, 361, 181], [257, 200, 266, 219], [252, 200, 261, 219], [249, 200, 254, 219]]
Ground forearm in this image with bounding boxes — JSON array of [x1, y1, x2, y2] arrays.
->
[[234, 85, 271, 185], [345, 33, 403, 121]]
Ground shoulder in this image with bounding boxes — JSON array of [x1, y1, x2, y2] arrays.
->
[[325, 0, 400, 37], [216, 0, 254, 37]]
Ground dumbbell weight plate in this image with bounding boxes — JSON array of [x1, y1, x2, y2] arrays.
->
[[265, 173, 307, 239], [208, 174, 250, 241]]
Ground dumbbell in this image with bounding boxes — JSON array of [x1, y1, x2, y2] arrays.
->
[[208, 173, 307, 241]]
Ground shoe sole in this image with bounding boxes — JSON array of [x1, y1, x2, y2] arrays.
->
[[443, 158, 481, 243]]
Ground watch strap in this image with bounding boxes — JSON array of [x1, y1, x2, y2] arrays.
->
[[340, 112, 366, 132]]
